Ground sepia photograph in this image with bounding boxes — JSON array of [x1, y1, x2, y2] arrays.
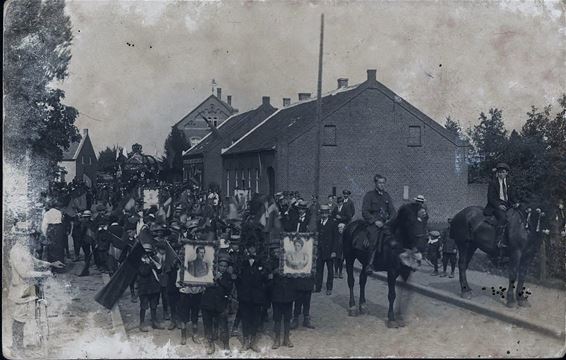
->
[[280, 232, 317, 277], [2, 0, 565, 359]]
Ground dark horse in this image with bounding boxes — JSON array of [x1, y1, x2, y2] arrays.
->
[[342, 202, 426, 328], [450, 206, 539, 307]]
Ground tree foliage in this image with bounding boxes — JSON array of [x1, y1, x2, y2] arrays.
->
[[162, 126, 187, 182], [4, 0, 79, 225], [444, 116, 462, 138], [98, 146, 123, 173]]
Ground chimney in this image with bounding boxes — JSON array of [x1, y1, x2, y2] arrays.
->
[[82, 129, 88, 136], [367, 69, 377, 82], [262, 96, 270, 106], [298, 93, 311, 101], [283, 98, 291, 107], [216, 87, 222, 100], [337, 78, 348, 88], [227, 95, 232, 106]]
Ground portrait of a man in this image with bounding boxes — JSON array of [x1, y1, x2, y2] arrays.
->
[[187, 246, 209, 278], [182, 242, 216, 285], [280, 232, 316, 277]]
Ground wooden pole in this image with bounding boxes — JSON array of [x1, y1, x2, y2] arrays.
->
[[313, 13, 324, 224]]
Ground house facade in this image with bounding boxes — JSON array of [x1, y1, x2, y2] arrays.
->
[[59, 129, 98, 187], [173, 88, 238, 148], [222, 69, 482, 223], [182, 96, 277, 190]]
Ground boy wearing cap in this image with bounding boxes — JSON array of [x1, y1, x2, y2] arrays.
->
[[342, 190, 355, 221], [334, 223, 346, 279], [137, 243, 165, 331], [440, 218, 458, 278], [78, 210, 96, 277], [427, 231, 441, 276], [201, 252, 235, 354]]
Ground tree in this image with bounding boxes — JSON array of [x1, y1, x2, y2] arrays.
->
[[162, 126, 187, 182], [4, 0, 79, 222], [444, 116, 462, 139], [98, 146, 123, 173], [467, 108, 508, 182]]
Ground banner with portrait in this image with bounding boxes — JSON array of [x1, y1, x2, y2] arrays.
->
[[278, 232, 318, 278], [181, 240, 217, 286], [143, 189, 159, 209]]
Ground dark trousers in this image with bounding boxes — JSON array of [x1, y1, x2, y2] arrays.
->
[[494, 208, 508, 226], [428, 251, 440, 272], [239, 301, 262, 339], [442, 253, 457, 273], [293, 290, 312, 318], [97, 250, 108, 271], [179, 293, 201, 325], [315, 258, 334, 291], [272, 302, 292, 338], [160, 287, 169, 314], [334, 257, 344, 275], [202, 309, 228, 344], [73, 234, 81, 257], [168, 291, 179, 322], [79, 242, 93, 275]]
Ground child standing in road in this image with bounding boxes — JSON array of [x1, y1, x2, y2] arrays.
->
[[440, 218, 458, 278], [427, 231, 441, 276]]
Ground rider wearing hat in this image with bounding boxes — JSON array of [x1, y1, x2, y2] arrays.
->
[[485, 162, 519, 248], [363, 174, 397, 274]]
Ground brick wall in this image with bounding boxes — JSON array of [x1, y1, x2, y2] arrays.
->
[[286, 87, 471, 223]]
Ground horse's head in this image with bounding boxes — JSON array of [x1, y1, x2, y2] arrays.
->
[[389, 202, 428, 250], [506, 207, 529, 244]]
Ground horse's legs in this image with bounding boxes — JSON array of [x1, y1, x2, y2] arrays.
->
[[458, 244, 476, 299], [386, 270, 397, 327], [346, 257, 356, 309], [358, 267, 368, 313], [506, 249, 522, 307]]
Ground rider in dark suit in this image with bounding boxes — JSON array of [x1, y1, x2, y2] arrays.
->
[[484, 163, 519, 247]]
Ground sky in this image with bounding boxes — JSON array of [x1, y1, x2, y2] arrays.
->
[[59, 0, 565, 156]]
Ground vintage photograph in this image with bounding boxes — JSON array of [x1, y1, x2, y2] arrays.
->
[[280, 232, 317, 277], [181, 241, 215, 286], [3, 0, 565, 359]]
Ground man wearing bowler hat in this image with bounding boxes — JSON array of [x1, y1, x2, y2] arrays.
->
[[484, 162, 519, 248]]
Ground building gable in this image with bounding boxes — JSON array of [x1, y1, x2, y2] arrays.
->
[[173, 94, 235, 130]]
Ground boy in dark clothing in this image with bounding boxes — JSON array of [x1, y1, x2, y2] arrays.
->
[[427, 231, 441, 276], [440, 219, 458, 278], [137, 243, 165, 331], [201, 252, 235, 354], [269, 247, 296, 349], [236, 244, 270, 352]]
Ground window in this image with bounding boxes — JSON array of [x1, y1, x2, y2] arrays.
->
[[88, 157, 92, 165], [255, 169, 260, 193], [241, 170, 245, 189], [248, 169, 251, 189], [190, 137, 201, 146], [323, 125, 337, 146], [408, 126, 422, 146], [183, 168, 187, 181], [81, 156, 85, 165], [213, 121, 218, 127]]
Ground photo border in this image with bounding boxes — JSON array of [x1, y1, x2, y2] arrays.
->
[[181, 239, 218, 286], [279, 232, 318, 278]]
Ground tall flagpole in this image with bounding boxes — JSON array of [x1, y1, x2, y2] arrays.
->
[[313, 13, 324, 224]]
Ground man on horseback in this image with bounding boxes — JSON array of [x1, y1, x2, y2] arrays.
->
[[484, 163, 519, 248], [362, 174, 396, 274]]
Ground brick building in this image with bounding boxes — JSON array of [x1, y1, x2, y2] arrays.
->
[[59, 129, 98, 187], [182, 96, 277, 189], [221, 69, 481, 223], [173, 88, 238, 148]]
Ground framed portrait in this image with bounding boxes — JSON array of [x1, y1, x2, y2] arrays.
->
[[279, 232, 318, 278], [180, 240, 217, 286]]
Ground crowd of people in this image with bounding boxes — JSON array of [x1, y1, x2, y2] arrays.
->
[[9, 166, 565, 356]]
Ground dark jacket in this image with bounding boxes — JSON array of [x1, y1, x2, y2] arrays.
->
[[343, 199, 355, 221], [201, 272, 233, 312], [236, 257, 269, 304], [137, 260, 161, 296], [362, 190, 396, 224], [96, 229, 112, 251], [270, 274, 296, 304], [485, 177, 516, 215], [331, 203, 353, 224], [441, 228, 457, 254], [317, 218, 339, 260]]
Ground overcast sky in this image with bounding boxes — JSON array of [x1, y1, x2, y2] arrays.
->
[[60, 0, 565, 156]]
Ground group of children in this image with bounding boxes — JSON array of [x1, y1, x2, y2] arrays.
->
[[426, 218, 458, 277]]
